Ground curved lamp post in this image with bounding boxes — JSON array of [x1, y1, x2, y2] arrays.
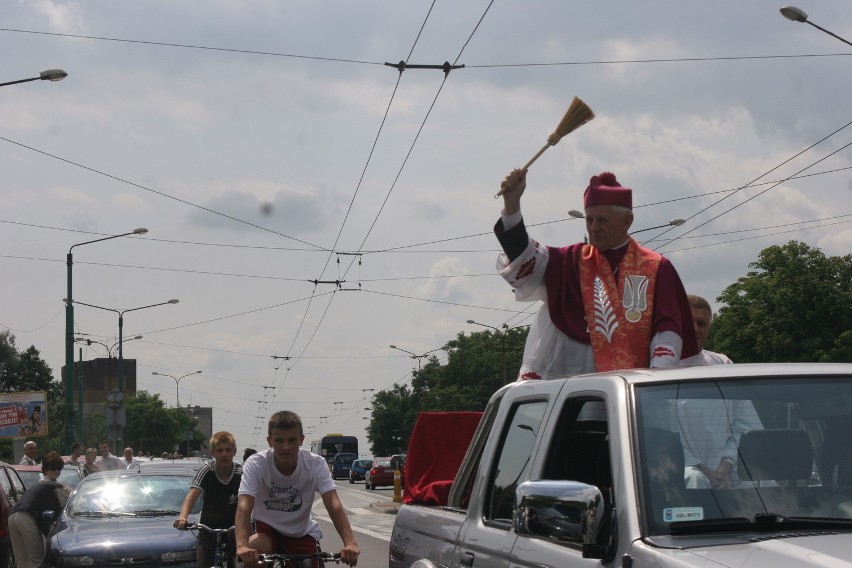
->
[[152, 370, 202, 414], [69, 298, 178, 393], [73, 335, 142, 442], [780, 6, 852, 48], [630, 218, 686, 235], [152, 370, 202, 456], [569, 210, 685, 235], [388, 345, 445, 374], [466, 320, 530, 384], [64, 228, 147, 450], [0, 68, 67, 88]]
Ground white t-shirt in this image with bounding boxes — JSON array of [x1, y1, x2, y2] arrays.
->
[[238, 448, 335, 540]]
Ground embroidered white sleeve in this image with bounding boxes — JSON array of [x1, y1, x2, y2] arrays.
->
[[496, 238, 549, 302], [649, 330, 682, 368]]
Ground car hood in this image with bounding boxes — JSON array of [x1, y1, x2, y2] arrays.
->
[[51, 516, 197, 556], [640, 532, 852, 568]]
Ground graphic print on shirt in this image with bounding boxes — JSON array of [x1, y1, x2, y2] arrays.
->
[[264, 482, 302, 512]]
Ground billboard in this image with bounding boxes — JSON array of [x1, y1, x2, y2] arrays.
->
[[0, 391, 48, 438]]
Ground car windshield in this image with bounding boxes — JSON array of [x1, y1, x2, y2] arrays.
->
[[57, 468, 82, 490], [67, 473, 197, 517], [635, 375, 852, 536], [375, 460, 391, 468]]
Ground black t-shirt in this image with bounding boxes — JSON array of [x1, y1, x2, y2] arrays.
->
[[191, 461, 242, 528]]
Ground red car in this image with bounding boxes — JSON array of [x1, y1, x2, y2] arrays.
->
[[365, 455, 405, 490]]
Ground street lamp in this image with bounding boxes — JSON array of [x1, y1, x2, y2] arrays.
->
[[388, 345, 445, 374], [780, 6, 852, 48], [69, 298, 178, 393], [568, 210, 686, 234], [73, 335, 142, 445], [0, 68, 67, 88], [64, 228, 147, 449], [152, 370, 202, 454], [75, 335, 144, 390], [466, 320, 532, 384], [629, 218, 686, 235]]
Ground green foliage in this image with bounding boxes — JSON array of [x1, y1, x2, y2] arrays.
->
[[0, 331, 63, 461], [367, 326, 527, 456], [124, 391, 183, 455], [710, 241, 852, 363]]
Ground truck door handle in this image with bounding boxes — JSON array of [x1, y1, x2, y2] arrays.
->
[[460, 552, 474, 566]]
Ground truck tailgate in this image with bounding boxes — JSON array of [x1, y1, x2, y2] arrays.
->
[[390, 504, 466, 568]]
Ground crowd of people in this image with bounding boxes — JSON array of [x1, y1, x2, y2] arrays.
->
[[12, 414, 360, 568]]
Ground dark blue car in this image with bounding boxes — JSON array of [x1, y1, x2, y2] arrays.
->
[[348, 459, 373, 483], [47, 467, 201, 568]]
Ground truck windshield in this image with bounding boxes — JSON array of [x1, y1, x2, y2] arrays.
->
[[634, 375, 852, 536]]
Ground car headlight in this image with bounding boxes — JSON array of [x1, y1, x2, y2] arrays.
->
[[161, 550, 196, 563], [55, 556, 95, 566]]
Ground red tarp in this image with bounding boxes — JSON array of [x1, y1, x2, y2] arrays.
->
[[402, 411, 483, 506]]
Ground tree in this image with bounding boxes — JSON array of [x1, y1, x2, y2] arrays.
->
[[367, 384, 418, 456], [366, 326, 527, 456], [710, 241, 852, 363], [124, 391, 182, 455], [0, 331, 63, 461]]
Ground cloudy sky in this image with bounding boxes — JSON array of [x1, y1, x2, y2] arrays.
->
[[2, 1, 850, 454]]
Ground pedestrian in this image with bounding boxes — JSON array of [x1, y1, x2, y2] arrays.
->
[[121, 447, 140, 469], [95, 441, 125, 471], [80, 448, 100, 477], [235, 411, 360, 567], [65, 443, 84, 465], [19, 441, 38, 466], [8, 451, 70, 568], [175, 432, 242, 568], [242, 448, 257, 463], [495, 168, 699, 379]]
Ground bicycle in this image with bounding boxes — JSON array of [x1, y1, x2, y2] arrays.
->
[[179, 522, 236, 568], [258, 551, 342, 568]]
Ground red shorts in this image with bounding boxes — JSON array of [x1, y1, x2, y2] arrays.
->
[[253, 521, 321, 568]]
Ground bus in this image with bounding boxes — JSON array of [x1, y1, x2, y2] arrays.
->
[[310, 434, 358, 461]]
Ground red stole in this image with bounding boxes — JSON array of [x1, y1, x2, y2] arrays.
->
[[578, 239, 661, 371]]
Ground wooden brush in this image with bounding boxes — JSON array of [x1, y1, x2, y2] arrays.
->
[[494, 96, 595, 198]]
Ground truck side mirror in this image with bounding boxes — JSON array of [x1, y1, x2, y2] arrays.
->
[[513, 480, 613, 559]]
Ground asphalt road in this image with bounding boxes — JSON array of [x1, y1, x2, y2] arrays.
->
[[313, 479, 399, 566]]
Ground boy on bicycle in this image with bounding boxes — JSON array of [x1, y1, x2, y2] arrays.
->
[[236, 411, 360, 567], [175, 431, 243, 568]]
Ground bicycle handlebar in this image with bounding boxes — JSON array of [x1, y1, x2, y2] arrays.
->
[[258, 552, 342, 565], [179, 522, 235, 534]]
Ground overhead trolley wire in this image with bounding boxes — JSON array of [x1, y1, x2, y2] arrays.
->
[[261, 1, 442, 402], [0, 136, 328, 251]]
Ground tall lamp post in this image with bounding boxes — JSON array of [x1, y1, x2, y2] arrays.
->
[[70, 298, 179, 393], [466, 320, 509, 384], [466, 320, 532, 384], [780, 6, 852, 47], [152, 371, 202, 454], [64, 228, 147, 450], [0, 68, 67, 87]]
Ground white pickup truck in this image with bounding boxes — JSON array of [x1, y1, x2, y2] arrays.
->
[[389, 363, 852, 567]]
